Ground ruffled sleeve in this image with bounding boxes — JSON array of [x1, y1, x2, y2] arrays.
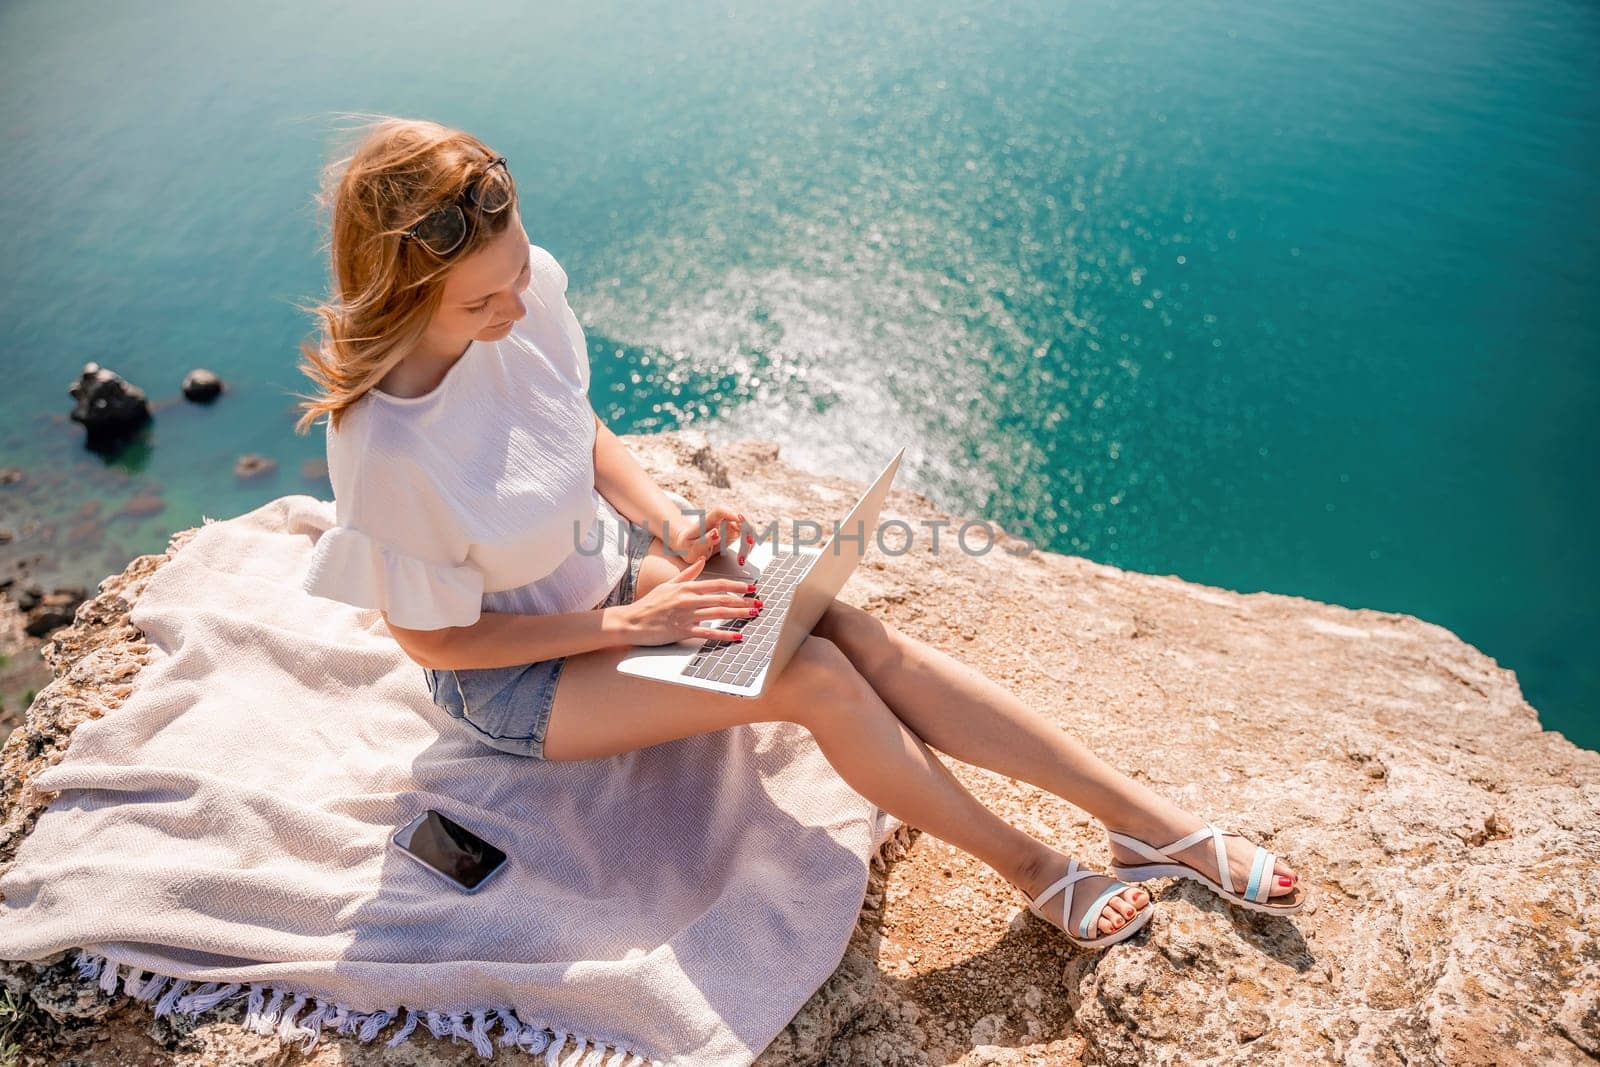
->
[[301, 523, 485, 631], [304, 406, 487, 631]]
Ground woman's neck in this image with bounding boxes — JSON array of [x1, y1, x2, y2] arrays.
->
[[378, 335, 475, 398], [412, 330, 475, 365]]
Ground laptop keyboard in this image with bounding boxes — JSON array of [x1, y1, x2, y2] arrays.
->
[[682, 550, 813, 686]]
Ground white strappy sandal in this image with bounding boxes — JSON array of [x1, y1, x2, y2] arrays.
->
[[1015, 856, 1155, 950], [1107, 824, 1306, 915]]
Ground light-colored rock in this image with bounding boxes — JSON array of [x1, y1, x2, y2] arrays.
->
[[1, 430, 1596, 1065]]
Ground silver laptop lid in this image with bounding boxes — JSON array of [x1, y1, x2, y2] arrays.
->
[[758, 446, 905, 686]]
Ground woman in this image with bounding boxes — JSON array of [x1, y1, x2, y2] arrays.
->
[[294, 117, 1304, 952]]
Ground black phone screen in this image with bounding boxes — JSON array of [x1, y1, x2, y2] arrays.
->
[[395, 809, 508, 890]]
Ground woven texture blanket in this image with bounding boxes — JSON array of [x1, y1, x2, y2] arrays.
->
[[0, 493, 902, 1065]]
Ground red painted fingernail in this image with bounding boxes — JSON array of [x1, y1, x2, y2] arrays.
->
[[749, 608, 758, 616], [747, 583, 757, 592], [746, 534, 753, 545], [754, 599, 763, 607], [733, 634, 744, 641]]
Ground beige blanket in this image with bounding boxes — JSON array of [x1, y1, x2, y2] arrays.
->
[[0, 494, 902, 1066]]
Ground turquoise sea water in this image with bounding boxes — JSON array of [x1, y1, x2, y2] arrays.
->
[[1, 0, 1595, 747]]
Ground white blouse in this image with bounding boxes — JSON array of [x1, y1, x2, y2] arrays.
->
[[300, 242, 632, 631]]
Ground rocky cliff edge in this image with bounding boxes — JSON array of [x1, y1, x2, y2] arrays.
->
[[1, 432, 1595, 1065]]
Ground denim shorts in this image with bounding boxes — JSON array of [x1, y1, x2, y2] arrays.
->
[[423, 521, 654, 759]]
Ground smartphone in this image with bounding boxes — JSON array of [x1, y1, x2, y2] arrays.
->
[[391, 809, 508, 893]]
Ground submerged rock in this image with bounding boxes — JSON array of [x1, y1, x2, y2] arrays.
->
[[232, 453, 276, 480], [0, 431, 1595, 1065]]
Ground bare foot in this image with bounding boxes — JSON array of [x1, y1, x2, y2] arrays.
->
[[1108, 816, 1302, 904], [1011, 849, 1151, 938]]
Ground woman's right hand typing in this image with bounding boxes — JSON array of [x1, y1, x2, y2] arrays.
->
[[618, 556, 763, 645]]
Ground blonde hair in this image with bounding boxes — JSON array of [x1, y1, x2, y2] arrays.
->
[[290, 114, 519, 436]]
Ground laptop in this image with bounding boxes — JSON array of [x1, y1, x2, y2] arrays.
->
[[616, 445, 905, 699]]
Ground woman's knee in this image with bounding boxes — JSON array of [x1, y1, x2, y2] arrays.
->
[[771, 634, 871, 725], [813, 599, 903, 677]]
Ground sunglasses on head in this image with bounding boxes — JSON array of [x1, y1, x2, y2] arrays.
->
[[400, 156, 516, 258]]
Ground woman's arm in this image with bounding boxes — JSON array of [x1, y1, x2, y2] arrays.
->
[[388, 607, 636, 671], [591, 413, 697, 546]]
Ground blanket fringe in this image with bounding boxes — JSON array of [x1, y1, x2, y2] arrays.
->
[[66, 949, 660, 1064]]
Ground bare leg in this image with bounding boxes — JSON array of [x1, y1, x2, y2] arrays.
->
[[814, 600, 1299, 899], [536, 539, 1147, 937]]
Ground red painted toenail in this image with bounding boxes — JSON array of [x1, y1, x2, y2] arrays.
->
[[1278, 877, 1291, 886]]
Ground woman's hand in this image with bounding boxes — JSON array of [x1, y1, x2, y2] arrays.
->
[[663, 505, 756, 567], [619, 556, 763, 645]]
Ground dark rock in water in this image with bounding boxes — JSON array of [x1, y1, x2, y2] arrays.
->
[[181, 369, 224, 403], [234, 454, 277, 480], [67, 363, 150, 452], [23, 588, 85, 638], [0, 467, 24, 487]]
